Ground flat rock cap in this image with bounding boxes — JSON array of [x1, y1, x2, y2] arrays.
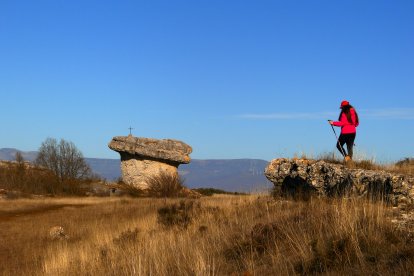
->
[[108, 135, 192, 164]]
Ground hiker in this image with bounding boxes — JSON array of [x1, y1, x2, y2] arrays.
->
[[328, 100, 359, 161]]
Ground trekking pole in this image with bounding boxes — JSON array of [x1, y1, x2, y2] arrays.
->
[[327, 120, 347, 158]]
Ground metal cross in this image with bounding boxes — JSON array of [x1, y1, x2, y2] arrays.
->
[[128, 127, 134, 135]]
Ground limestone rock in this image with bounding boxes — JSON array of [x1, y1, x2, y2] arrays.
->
[[265, 158, 414, 207], [0, 189, 6, 199], [108, 135, 192, 189], [49, 226, 69, 240]]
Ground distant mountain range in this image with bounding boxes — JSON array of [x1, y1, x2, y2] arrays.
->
[[0, 148, 39, 162], [0, 148, 272, 192]]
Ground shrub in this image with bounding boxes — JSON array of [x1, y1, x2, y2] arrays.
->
[[147, 171, 185, 198], [250, 222, 283, 254], [0, 160, 104, 196], [113, 228, 140, 245], [111, 181, 144, 197], [157, 200, 196, 229], [193, 188, 247, 196], [395, 158, 414, 167], [393, 158, 414, 175], [0, 161, 60, 195]]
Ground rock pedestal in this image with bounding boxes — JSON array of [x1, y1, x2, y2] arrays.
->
[[108, 135, 192, 189], [265, 158, 414, 207]]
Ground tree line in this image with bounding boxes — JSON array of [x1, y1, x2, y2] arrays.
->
[[0, 138, 94, 195]]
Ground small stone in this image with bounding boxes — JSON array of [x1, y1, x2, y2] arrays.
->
[[49, 226, 69, 240]]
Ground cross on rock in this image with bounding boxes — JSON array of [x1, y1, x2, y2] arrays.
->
[[128, 127, 134, 135]]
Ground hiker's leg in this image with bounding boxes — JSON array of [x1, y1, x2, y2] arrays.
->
[[345, 133, 356, 159], [336, 134, 347, 157]]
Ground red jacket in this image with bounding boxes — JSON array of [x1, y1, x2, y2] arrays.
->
[[332, 108, 359, 134]]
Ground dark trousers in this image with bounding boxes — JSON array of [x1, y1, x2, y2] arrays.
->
[[336, 133, 356, 158]]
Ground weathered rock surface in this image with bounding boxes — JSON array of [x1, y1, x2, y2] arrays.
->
[[108, 135, 192, 189], [265, 158, 414, 207], [109, 136, 192, 164]]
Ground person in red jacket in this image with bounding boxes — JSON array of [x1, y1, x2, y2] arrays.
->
[[329, 100, 359, 161]]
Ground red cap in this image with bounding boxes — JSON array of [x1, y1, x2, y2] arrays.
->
[[340, 100, 349, 108]]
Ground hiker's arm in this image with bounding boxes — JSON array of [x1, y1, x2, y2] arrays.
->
[[332, 121, 344, 127]]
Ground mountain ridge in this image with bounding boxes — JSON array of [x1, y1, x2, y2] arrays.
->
[[0, 148, 271, 192]]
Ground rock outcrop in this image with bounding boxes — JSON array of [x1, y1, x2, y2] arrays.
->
[[108, 135, 192, 189], [265, 158, 414, 207]]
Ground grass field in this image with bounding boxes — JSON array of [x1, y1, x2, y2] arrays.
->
[[1, 195, 414, 275]]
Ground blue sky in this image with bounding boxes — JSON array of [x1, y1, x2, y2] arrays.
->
[[1, 0, 413, 162]]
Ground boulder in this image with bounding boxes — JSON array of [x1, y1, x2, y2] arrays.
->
[[265, 158, 414, 207], [49, 226, 69, 240], [108, 135, 192, 189]]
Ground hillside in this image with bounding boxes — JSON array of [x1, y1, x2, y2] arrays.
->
[[0, 148, 271, 192]]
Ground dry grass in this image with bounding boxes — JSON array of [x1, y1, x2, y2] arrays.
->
[[317, 152, 414, 175], [387, 158, 414, 176], [0, 161, 96, 196], [1, 195, 414, 275], [0, 162, 60, 195], [109, 181, 145, 197], [146, 171, 185, 198]]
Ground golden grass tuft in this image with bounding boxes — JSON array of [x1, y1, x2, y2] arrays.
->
[[147, 171, 185, 198]]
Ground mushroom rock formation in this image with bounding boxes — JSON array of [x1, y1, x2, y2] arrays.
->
[[108, 135, 192, 189]]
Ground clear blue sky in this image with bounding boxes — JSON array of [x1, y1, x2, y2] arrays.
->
[[1, 0, 413, 162]]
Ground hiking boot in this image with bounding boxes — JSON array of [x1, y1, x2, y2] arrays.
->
[[344, 155, 352, 162]]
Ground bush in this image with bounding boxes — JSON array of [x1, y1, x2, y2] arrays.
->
[[193, 188, 247, 196], [393, 158, 414, 175], [395, 158, 414, 167], [0, 161, 60, 195], [147, 171, 185, 198], [0, 159, 100, 196], [113, 228, 140, 245], [111, 181, 144, 197], [157, 200, 197, 229]]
